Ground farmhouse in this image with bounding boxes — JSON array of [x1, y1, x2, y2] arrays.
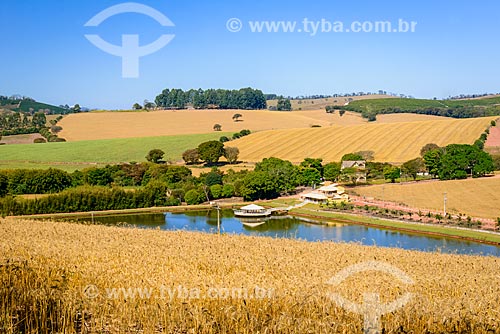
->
[[341, 160, 367, 183], [341, 160, 366, 169]]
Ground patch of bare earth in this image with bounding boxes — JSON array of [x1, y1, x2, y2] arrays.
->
[[0, 133, 43, 145]]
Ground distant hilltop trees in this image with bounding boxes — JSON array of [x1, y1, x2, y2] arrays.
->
[[155, 88, 267, 110], [446, 93, 500, 100]]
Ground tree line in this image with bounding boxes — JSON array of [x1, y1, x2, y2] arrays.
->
[[154, 88, 267, 110], [337, 105, 500, 121]]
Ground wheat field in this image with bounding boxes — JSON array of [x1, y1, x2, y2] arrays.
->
[[232, 117, 496, 163], [354, 176, 500, 219], [1, 219, 500, 333]]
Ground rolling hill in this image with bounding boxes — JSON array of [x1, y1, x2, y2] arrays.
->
[[231, 117, 496, 163], [57, 109, 453, 142], [266, 94, 395, 111], [339, 96, 500, 119], [0, 98, 66, 114]]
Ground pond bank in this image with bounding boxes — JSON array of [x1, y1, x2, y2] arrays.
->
[[289, 206, 500, 246], [12, 201, 500, 246]]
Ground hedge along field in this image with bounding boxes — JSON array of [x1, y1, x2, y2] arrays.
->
[[0, 132, 230, 170], [1, 219, 500, 333], [232, 117, 496, 163]]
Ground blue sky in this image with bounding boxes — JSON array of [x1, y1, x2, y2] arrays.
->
[[1, 0, 500, 109]]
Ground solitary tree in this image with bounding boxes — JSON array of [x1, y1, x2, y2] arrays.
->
[[72, 104, 81, 113], [198, 140, 225, 164], [223, 146, 240, 164], [146, 149, 165, 163], [133, 103, 143, 110], [213, 123, 222, 131], [232, 113, 243, 122]]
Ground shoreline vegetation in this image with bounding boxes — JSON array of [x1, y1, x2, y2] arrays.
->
[[18, 200, 500, 247]]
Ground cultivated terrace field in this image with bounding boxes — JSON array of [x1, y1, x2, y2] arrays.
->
[[2, 219, 500, 333], [353, 176, 500, 219], [232, 117, 496, 163]]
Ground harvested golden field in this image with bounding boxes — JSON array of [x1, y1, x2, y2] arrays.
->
[[354, 176, 500, 219], [57, 108, 449, 142], [374, 113, 448, 123], [57, 109, 338, 141], [233, 117, 496, 163], [1, 219, 500, 333]]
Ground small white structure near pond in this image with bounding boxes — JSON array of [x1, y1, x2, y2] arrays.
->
[[234, 204, 272, 217]]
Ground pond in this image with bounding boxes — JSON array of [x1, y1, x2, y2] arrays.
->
[[75, 210, 500, 257]]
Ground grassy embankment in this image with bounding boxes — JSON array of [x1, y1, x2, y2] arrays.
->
[[264, 200, 500, 244]]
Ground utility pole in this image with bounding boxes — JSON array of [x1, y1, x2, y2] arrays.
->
[[217, 205, 220, 235], [211, 202, 221, 235], [443, 192, 447, 216]]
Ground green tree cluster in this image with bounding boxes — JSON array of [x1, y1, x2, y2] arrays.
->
[[423, 144, 494, 180], [155, 88, 266, 110], [276, 98, 292, 111]]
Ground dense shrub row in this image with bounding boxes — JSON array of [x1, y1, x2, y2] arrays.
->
[[0, 183, 180, 216]]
